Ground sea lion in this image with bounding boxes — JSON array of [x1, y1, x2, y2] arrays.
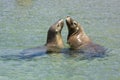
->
[[20, 19, 64, 58], [66, 16, 106, 56], [45, 19, 64, 52]]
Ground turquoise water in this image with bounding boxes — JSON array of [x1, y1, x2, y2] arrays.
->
[[0, 0, 120, 80]]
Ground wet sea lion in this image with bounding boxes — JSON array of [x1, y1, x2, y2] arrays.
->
[[45, 19, 64, 48], [20, 19, 64, 58], [66, 16, 106, 56], [45, 19, 64, 52]]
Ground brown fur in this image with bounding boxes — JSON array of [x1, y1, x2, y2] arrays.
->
[[66, 16, 106, 54], [45, 19, 64, 52]]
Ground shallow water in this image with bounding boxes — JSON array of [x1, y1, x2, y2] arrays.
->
[[0, 0, 120, 80]]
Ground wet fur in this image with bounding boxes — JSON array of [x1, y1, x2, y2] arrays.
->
[[66, 17, 106, 55]]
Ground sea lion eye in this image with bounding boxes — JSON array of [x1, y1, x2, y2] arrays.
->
[[73, 21, 77, 26], [57, 24, 60, 27]]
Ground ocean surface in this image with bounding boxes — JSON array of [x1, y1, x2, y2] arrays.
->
[[0, 0, 120, 80]]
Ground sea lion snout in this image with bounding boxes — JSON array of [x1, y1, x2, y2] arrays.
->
[[66, 16, 73, 26], [58, 19, 64, 25], [66, 16, 78, 24], [55, 19, 64, 32], [66, 17, 79, 29]]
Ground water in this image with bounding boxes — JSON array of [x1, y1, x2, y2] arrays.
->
[[0, 0, 120, 80]]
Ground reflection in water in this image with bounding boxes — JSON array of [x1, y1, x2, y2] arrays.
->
[[16, 0, 32, 6]]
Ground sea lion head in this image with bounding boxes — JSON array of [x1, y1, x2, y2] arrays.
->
[[45, 19, 64, 49], [66, 16, 82, 38], [66, 16, 90, 49], [48, 19, 64, 33]]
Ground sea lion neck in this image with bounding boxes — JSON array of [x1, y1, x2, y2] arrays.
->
[[45, 32, 64, 48], [46, 30, 56, 44], [67, 25, 82, 40]]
